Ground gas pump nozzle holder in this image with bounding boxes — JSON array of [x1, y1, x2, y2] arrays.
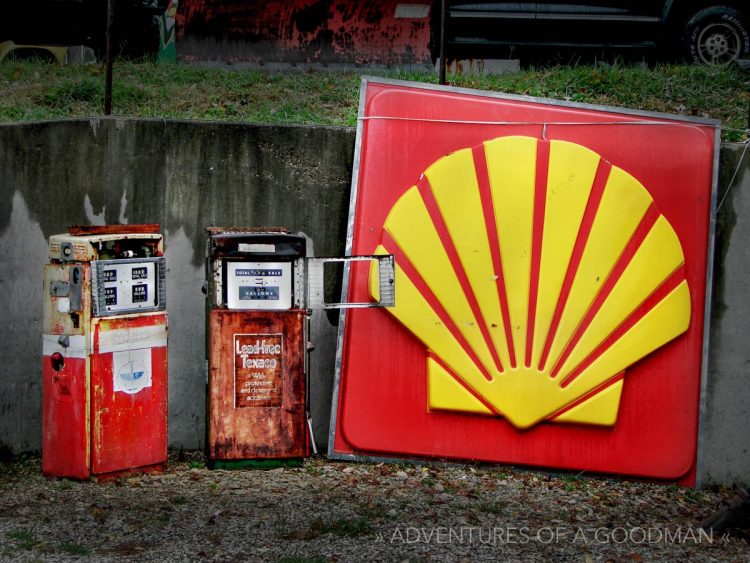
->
[[205, 227, 394, 466]]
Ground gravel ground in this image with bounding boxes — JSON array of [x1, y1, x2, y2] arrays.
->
[[0, 453, 748, 562]]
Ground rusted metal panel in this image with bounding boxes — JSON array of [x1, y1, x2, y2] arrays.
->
[[42, 263, 91, 479], [68, 224, 161, 236], [48, 232, 163, 263], [90, 313, 168, 475], [208, 309, 307, 460], [177, 0, 432, 65]]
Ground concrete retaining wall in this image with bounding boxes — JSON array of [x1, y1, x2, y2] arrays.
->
[[0, 118, 353, 453], [0, 118, 747, 485], [703, 143, 750, 485]]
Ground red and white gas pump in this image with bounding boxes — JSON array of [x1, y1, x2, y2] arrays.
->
[[42, 225, 168, 480]]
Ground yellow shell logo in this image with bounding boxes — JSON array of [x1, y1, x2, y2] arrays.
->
[[369, 136, 690, 430]]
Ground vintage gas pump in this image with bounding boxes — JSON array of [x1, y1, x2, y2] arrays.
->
[[205, 227, 393, 467], [42, 225, 168, 480]]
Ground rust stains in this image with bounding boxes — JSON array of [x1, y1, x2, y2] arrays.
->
[[177, 0, 432, 65], [208, 310, 308, 460]]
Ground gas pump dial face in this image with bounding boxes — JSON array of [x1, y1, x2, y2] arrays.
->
[[226, 261, 292, 310], [97, 261, 158, 313]]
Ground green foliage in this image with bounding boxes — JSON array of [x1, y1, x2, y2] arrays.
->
[[560, 472, 588, 492], [322, 515, 372, 536], [0, 60, 746, 140], [277, 556, 328, 563], [7, 529, 39, 550], [476, 500, 505, 514], [58, 541, 89, 556], [40, 79, 100, 109]]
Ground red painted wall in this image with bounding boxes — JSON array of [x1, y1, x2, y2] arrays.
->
[[177, 0, 433, 64]]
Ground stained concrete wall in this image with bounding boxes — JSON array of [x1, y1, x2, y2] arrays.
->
[[702, 143, 750, 485], [0, 118, 353, 453], [0, 119, 748, 485]]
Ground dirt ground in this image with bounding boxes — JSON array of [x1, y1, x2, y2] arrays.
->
[[0, 453, 748, 562]]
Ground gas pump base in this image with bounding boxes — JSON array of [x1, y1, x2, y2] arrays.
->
[[208, 459, 303, 470]]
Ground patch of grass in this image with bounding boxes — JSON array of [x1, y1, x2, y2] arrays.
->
[[56, 479, 73, 491], [187, 461, 204, 469], [476, 500, 504, 514], [277, 556, 328, 563], [59, 541, 89, 556], [682, 487, 707, 503], [421, 477, 435, 488], [451, 64, 748, 141], [0, 60, 745, 140], [560, 472, 588, 492], [0, 451, 38, 480], [322, 515, 372, 537], [7, 529, 40, 551], [304, 463, 323, 477], [156, 510, 172, 524]]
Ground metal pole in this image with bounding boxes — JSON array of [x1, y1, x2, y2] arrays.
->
[[438, 0, 447, 85], [104, 0, 115, 115]]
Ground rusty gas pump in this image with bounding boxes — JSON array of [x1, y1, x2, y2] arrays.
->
[[205, 227, 393, 468]]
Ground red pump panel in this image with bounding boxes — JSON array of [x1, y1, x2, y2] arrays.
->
[[90, 313, 168, 475], [331, 78, 718, 484], [42, 353, 89, 479]]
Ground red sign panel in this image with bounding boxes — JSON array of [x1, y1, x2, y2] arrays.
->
[[330, 78, 718, 484]]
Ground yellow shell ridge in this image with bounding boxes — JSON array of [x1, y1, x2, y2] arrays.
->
[[537, 158, 612, 373], [416, 173, 506, 375]]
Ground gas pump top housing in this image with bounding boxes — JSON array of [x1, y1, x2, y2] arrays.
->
[[206, 228, 307, 312]]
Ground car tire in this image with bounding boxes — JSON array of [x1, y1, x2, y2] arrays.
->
[[682, 6, 749, 65]]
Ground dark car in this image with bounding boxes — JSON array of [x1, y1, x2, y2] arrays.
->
[[439, 1, 749, 65]]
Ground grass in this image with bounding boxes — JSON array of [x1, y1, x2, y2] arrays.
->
[[322, 515, 372, 537], [6, 526, 87, 556], [476, 500, 505, 514], [58, 541, 89, 556], [278, 556, 328, 563], [0, 60, 747, 141], [7, 529, 40, 551], [560, 472, 588, 492]]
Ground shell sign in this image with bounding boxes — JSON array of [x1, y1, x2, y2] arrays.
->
[[330, 78, 719, 485]]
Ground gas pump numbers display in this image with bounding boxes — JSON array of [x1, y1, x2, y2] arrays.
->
[[227, 262, 292, 310], [98, 261, 157, 312]]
